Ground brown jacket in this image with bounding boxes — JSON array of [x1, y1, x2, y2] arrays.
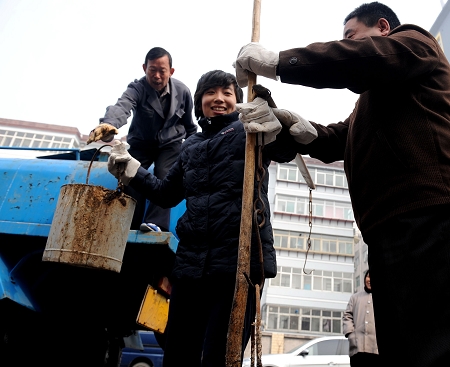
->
[[343, 291, 378, 357], [278, 25, 450, 237]]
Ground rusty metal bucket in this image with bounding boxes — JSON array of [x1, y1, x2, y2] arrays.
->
[[42, 146, 136, 272]]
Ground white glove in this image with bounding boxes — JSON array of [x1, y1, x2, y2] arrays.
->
[[234, 43, 279, 88], [87, 123, 119, 145], [107, 141, 140, 185], [236, 97, 282, 145], [272, 108, 318, 144]]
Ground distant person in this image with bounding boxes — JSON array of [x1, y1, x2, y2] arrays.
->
[[87, 47, 197, 232], [343, 270, 379, 367], [234, 2, 450, 365], [106, 70, 297, 366]]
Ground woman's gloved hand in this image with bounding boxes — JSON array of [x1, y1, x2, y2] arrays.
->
[[107, 141, 140, 185], [235, 97, 282, 145]]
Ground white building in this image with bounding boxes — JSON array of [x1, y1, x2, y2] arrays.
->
[[251, 158, 355, 354], [0, 118, 121, 159]]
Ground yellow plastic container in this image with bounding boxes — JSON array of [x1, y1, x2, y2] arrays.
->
[[137, 285, 170, 334]]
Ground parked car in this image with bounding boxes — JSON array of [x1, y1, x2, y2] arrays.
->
[[120, 331, 164, 367], [242, 335, 350, 367]]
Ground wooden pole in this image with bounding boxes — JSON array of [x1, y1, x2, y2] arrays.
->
[[225, 1, 261, 366]]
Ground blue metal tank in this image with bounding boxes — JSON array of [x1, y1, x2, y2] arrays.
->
[[0, 154, 183, 364]]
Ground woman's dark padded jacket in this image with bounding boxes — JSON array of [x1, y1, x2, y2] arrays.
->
[[130, 111, 297, 280]]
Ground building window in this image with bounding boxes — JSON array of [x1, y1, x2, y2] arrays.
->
[[354, 250, 359, 266], [276, 195, 306, 215], [0, 130, 77, 149], [362, 246, 368, 263], [316, 171, 333, 186], [274, 230, 354, 256], [270, 267, 353, 293], [278, 165, 299, 181], [267, 305, 343, 334], [275, 194, 353, 221], [277, 164, 348, 188]]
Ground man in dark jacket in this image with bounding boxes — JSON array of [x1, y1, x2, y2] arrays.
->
[[87, 47, 197, 231], [235, 2, 450, 366]]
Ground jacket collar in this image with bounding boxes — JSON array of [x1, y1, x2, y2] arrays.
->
[[142, 77, 177, 119], [198, 111, 239, 133]]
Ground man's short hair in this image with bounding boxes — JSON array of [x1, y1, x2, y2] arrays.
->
[[193, 70, 244, 119], [144, 47, 172, 67], [344, 2, 401, 30]]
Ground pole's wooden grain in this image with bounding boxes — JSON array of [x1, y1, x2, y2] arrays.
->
[[226, 1, 261, 366]]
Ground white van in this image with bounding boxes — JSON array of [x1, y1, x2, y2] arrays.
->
[[242, 335, 350, 367]]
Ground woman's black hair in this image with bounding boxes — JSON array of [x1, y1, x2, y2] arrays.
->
[[193, 70, 243, 119]]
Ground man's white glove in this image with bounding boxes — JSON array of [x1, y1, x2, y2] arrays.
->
[[235, 97, 282, 145], [272, 108, 318, 144], [107, 141, 140, 185], [87, 123, 119, 145], [234, 43, 279, 88]]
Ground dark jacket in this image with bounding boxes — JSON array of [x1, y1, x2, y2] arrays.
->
[[277, 25, 450, 237], [100, 77, 197, 148], [130, 111, 297, 280]]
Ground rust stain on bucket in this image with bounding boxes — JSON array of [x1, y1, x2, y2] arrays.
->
[[43, 184, 136, 272]]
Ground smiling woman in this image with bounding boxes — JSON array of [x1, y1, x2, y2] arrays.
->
[[105, 69, 299, 366], [201, 85, 237, 117], [193, 70, 244, 119]]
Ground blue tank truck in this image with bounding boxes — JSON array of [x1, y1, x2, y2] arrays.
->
[[0, 148, 183, 367]]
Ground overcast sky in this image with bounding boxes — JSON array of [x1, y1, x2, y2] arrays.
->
[[0, 0, 446, 138]]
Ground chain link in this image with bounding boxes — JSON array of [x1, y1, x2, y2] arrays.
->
[[303, 188, 314, 274], [249, 138, 266, 367]]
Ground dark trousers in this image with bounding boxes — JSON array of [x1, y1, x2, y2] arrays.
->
[[350, 352, 380, 367], [365, 205, 450, 367], [126, 141, 181, 231], [162, 275, 257, 367]]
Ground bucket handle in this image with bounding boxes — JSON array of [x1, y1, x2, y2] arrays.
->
[[86, 144, 112, 185]]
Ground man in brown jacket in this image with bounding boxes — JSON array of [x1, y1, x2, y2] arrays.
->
[[235, 2, 450, 366]]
